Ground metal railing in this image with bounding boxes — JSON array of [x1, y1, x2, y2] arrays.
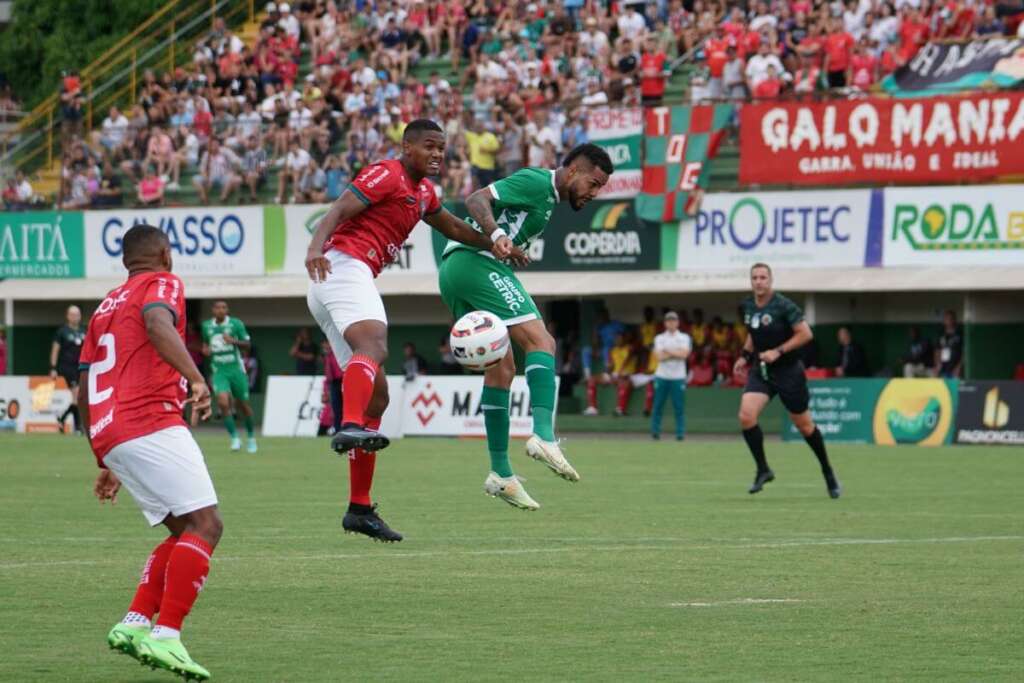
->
[[0, 0, 256, 179]]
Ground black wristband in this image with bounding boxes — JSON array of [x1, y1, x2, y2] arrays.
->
[[743, 350, 756, 364]]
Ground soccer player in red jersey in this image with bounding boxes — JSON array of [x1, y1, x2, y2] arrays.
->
[[78, 225, 219, 681], [304, 118, 515, 542]]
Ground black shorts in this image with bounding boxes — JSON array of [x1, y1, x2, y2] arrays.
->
[[744, 361, 809, 414], [58, 366, 80, 389]]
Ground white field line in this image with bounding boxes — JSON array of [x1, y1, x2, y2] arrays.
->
[[1, 535, 1021, 571], [669, 598, 806, 607]]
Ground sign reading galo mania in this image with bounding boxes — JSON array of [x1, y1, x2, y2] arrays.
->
[[883, 185, 1024, 266], [739, 92, 1024, 186]]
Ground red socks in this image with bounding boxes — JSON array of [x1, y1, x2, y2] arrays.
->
[[349, 416, 380, 506], [616, 380, 632, 413], [127, 535, 178, 619], [644, 383, 654, 413], [342, 355, 379, 426], [155, 533, 214, 631], [586, 377, 598, 409]]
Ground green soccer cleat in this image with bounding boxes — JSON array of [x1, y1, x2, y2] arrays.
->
[[107, 623, 150, 660], [247, 437, 258, 453], [137, 635, 211, 681]]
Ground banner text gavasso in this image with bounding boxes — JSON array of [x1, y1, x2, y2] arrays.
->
[[740, 92, 1024, 186], [678, 189, 874, 270], [84, 207, 264, 277]]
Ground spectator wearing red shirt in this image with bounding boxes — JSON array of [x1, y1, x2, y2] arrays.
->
[[793, 52, 822, 94], [704, 28, 730, 99], [849, 38, 879, 90], [823, 19, 856, 88], [898, 8, 930, 64], [880, 42, 903, 76], [640, 36, 668, 105], [753, 65, 783, 99], [796, 21, 826, 70]]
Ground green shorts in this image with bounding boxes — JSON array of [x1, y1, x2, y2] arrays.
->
[[211, 366, 250, 401], [438, 249, 541, 326]]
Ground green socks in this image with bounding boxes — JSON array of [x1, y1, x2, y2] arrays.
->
[[224, 414, 237, 438], [525, 351, 557, 442], [481, 385, 512, 477], [243, 414, 255, 438]]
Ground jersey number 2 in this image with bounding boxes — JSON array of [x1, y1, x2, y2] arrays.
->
[[88, 333, 116, 405]]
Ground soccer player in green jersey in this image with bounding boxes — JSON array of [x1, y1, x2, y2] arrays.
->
[[438, 143, 613, 509], [734, 263, 840, 498], [201, 301, 257, 453]]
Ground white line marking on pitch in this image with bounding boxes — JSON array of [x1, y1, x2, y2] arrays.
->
[[1, 535, 1021, 571], [669, 598, 806, 608]]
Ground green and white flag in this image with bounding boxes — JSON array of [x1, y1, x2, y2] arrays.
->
[[586, 107, 642, 199]]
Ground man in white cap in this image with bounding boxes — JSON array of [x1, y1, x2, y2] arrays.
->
[[278, 3, 301, 40]]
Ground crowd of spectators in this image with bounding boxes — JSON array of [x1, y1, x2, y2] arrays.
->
[[689, 0, 1023, 102]]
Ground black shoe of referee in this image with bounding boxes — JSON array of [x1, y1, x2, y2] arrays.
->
[[748, 469, 775, 494], [343, 504, 403, 543], [824, 469, 842, 499], [331, 423, 390, 454]]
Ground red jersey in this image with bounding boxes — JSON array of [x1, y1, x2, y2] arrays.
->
[[705, 38, 729, 78], [325, 159, 442, 276], [850, 53, 878, 88], [640, 52, 667, 96], [824, 32, 855, 72], [80, 271, 188, 464]]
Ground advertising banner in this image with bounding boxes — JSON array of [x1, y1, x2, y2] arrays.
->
[[783, 379, 885, 442], [955, 381, 1024, 445], [586, 107, 643, 199], [0, 376, 73, 433], [0, 211, 84, 278], [678, 189, 874, 270], [739, 92, 1024, 186], [84, 207, 264, 277], [264, 204, 437, 276], [636, 104, 734, 222], [401, 375, 557, 437], [261, 375, 404, 438], [882, 185, 1024, 266], [435, 200, 660, 271], [882, 38, 1024, 96]]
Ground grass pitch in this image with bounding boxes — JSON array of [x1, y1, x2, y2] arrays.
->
[[0, 433, 1021, 682]]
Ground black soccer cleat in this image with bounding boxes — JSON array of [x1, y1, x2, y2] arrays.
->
[[343, 504, 403, 543], [331, 423, 390, 454], [748, 469, 776, 494], [824, 469, 842, 499]]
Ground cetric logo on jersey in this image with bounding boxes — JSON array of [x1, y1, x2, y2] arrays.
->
[[85, 207, 265, 276], [678, 190, 871, 270], [488, 272, 526, 314]]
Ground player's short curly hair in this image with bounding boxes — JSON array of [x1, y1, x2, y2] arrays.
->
[[403, 118, 444, 141], [563, 143, 614, 175], [122, 224, 168, 262]]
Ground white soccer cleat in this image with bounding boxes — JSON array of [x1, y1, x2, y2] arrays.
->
[[230, 437, 241, 451], [484, 472, 540, 511], [583, 406, 599, 416], [525, 435, 580, 482]]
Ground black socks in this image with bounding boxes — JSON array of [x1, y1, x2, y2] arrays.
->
[[742, 425, 770, 473], [803, 427, 833, 473]]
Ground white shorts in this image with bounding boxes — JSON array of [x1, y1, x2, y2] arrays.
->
[[103, 426, 218, 527], [307, 250, 387, 368]]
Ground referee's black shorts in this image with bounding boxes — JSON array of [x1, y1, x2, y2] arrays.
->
[[58, 365, 80, 389], [744, 360, 810, 414]]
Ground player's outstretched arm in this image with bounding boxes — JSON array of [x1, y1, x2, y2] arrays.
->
[[144, 307, 212, 423], [423, 207, 515, 261], [305, 190, 369, 282], [465, 188, 514, 259]]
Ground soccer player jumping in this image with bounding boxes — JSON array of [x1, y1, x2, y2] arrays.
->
[[438, 144, 613, 510], [79, 225, 220, 680], [305, 119, 515, 541], [201, 300, 257, 453], [734, 263, 841, 499]]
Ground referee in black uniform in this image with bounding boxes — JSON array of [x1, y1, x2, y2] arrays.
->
[[50, 305, 85, 434], [734, 263, 841, 498]]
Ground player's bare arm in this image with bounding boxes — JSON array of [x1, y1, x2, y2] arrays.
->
[[77, 368, 121, 504], [144, 307, 212, 424], [760, 321, 813, 364], [465, 188, 514, 259], [423, 207, 520, 262], [305, 190, 369, 282]]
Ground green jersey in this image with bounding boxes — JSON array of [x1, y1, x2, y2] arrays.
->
[[443, 167, 558, 258], [741, 293, 805, 365], [201, 316, 249, 371]]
